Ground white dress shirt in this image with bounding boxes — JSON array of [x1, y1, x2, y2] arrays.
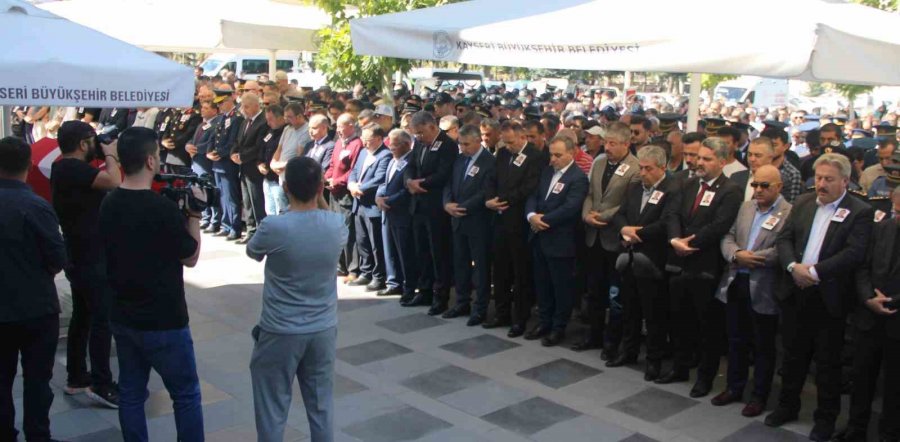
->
[[527, 160, 574, 222], [799, 191, 847, 280]]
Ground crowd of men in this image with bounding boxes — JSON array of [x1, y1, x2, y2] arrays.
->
[[3, 70, 900, 442]]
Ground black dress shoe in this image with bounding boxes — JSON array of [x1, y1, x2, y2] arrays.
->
[[442, 305, 471, 319], [402, 293, 432, 307], [199, 222, 211, 230], [763, 408, 799, 427], [606, 353, 638, 368], [377, 287, 403, 297], [809, 420, 835, 442], [481, 317, 511, 329], [213, 230, 231, 237], [689, 378, 713, 398], [601, 345, 618, 362], [541, 330, 565, 347], [348, 277, 372, 287], [336, 270, 349, 277], [644, 360, 661, 382], [507, 324, 526, 338], [654, 369, 689, 385], [466, 315, 484, 327], [830, 427, 867, 442], [398, 294, 415, 305], [570, 338, 602, 352], [365, 282, 386, 292], [427, 301, 448, 316], [226, 232, 241, 241], [235, 235, 253, 245], [524, 325, 550, 341]]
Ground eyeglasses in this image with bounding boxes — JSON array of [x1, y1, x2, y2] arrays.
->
[[749, 182, 771, 189]]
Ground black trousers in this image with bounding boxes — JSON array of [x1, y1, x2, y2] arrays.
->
[[584, 242, 621, 343], [846, 324, 900, 439], [411, 212, 453, 296], [492, 226, 533, 326], [452, 224, 492, 317], [533, 246, 576, 332], [778, 288, 845, 423], [725, 274, 778, 401], [355, 214, 385, 283], [384, 218, 418, 296], [64, 262, 113, 388], [669, 273, 726, 380], [620, 266, 668, 362], [331, 195, 358, 276], [0, 314, 59, 442], [240, 167, 266, 237]]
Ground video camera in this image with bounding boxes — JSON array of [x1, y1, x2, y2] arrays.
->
[[153, 173, 219, 217]]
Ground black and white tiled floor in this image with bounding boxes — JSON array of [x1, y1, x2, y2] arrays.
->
[[14, 236, 861, 441]]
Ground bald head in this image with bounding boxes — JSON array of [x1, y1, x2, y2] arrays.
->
[[752, 164, 783, 209]]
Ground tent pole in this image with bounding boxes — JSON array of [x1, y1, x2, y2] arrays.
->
[[269, 49, 277, 78], [687, 72, 702, 131], [0, 106, 9, 139]]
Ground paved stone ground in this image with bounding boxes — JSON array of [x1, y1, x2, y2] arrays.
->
[[12, 233, 882, 441]]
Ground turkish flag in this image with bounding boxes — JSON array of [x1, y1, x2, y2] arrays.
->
[[27, 137, 59, 202]]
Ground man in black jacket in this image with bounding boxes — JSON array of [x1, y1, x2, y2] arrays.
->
[[404, 111, 459, 315], [834, 186, 900, 442], [764, 153, 874, 442], [231, 93, 269, 244], [484, 120, 543, 337], [612, 145, 681, 380], [656, 137, 742, 399]]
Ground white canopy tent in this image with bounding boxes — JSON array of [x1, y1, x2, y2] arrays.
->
[[0, 0, 194, 108], [41, 0, 330, 76], [350, 0, 900, 129]]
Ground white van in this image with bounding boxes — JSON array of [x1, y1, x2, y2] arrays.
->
[[714, 76, 789, 108], [199, 52, 301, 80]]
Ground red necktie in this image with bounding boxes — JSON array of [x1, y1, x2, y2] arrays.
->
[[691, 182, 710, 216]]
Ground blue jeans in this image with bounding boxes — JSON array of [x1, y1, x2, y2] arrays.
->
[[263, 179, 288, 216], [111, 323, 204, 442]]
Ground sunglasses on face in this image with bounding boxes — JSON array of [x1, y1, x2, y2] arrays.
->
[[750, 181, 771, 189]]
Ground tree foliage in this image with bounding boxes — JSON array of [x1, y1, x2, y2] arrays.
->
[[700, 74, 737, 96], [307, 0, 455, 96]]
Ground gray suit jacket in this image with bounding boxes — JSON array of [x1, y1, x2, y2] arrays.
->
[[716, 197, 793, 315], [582, 153, 640, 251]]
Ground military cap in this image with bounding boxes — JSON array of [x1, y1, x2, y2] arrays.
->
[[704, 117, 728, 135], [831, 115, 848, 125], [797, 121, 819, 132], [503, 99, 523, 110], [659, 113, 685, 134], [762, 120, 789, 131], [523, 105, 542, 121], [729, 121, 752, 132], [433, 92, 454, 105], [851, 128, 874, 138], [213, 88, 234, 104], [874, 123, 898, 141]]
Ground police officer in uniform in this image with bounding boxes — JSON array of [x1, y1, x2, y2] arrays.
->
[[208, 88, 244, 241], [161, 106, 201, 174]]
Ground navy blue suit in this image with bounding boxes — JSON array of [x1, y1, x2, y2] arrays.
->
[[442, 149, 495, 317], [349, 146, 391, 283], [377, 153, 417, 295], [190, 115, 223, 227], [210, 108, 243, 234], [525, 163, 589, 332]]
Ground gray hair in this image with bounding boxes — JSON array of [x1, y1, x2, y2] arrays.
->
[[458, 124, 480, 142], [358, 109, 375, 122], [409, 111, 437, 128], [439, 115, 460, 130], [479, 118, 500, 131], [336, 112, 356, 127], [388, 128, 412, 148], [549, 135, 576, 152], [637, 145, 667, 168], [750, 137, 775, 155], [309, 114, 329, 128], [604, 122, 631, 143], [701, 136, 730, 161], [813, 153, 852, 179]]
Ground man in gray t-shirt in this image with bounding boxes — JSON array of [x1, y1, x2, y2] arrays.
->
[[247, 157, 346, 442], [270, 103, 312, 184]]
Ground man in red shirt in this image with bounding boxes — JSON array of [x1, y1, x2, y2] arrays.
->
[[324, 113, 364, 281]]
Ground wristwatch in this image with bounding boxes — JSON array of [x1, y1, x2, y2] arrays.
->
[[787, 262, 797, 273], [731, 249, 742, 263]]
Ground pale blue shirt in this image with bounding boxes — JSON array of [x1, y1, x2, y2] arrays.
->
[[247, 209, 348, 334], [738, 196, 782, 274], [801, 191, 847, 280], [387, 151, 411, 183]]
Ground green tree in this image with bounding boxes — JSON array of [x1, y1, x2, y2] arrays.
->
[[701, 74, 737, 98], [307, 0, 456, 102], [805, 82, 826, 97]]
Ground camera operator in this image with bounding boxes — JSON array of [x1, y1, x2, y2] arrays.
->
[[0, 136, 68, 442], [51, 121, 122, 408], [98, 127, 205, 441]]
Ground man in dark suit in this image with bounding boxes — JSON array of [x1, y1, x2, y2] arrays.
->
[[834, 186, 900, 442], [187, 100, 223, 232], [728, 137, 777, 202], [764, 153, 874, 442], [524, 136, 589, 347], [304, 114, 336, 193], [656, 137, 742, 399], [376, 130, 418, 303], [348, 124, 392, 291], [484, 120, 543, 337], [207, 87, 244, 241], [442, 125, 496, 326], [611, 145, 681, 380], [231, 93, 269, 244], [404, 111, 459, 315]]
